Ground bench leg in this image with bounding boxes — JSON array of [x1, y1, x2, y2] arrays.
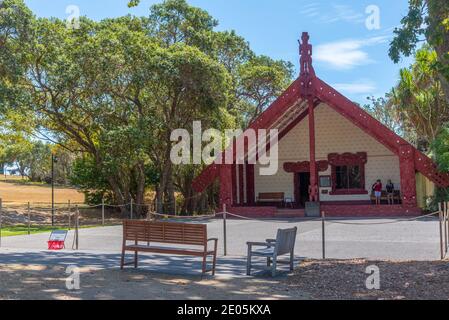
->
[[134, 251, 138, 268], [201, 254, 207, 276], [247, 247, 252, 276], [271, 255, 277, 277], [211, 254, 217, 276], [120, 249, 125, 270], [290, 251, 294, 271], [267, 257, 271, 267]]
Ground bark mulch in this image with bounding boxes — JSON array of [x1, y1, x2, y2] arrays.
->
[[287, 259, 449, 300]]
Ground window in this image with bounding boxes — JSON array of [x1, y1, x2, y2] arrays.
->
[[335, 166, 362, 190], [328, 152, 368, 195]]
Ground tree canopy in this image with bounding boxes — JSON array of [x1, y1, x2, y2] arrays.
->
[[0, 0, 294, 214]]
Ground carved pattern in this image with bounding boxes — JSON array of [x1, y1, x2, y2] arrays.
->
[[192, 78, 303, 193], [284, 161, 329, 173], [194, 32, 449, 198], [328, 152, 368, 195], [315, 77, 449, 188], [399, 145, 417, 207], [299, 32, 315, 98]]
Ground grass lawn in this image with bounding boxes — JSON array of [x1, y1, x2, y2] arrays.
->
[[0, 224, 104, 237], [0, 175, 85, 204]]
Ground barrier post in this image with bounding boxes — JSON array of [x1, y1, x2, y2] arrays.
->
[[75, 205, 79, 250], [445, 202, 448, 254], [27, 202, 31, 235], [439, 203, 444, 260], [130, 199, 134, 220], [102, 198, 105, 227], [68, 200, 71, 230], [223, 204, 227, 256], [0, 198, 2, 248], [446, 203, 449, 254], [322, 211, 326, 260]]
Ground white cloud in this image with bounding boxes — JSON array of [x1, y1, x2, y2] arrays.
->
[[300, 3, 366, 24], [332, 80, 377, 95], [315, 36, 389, 70]]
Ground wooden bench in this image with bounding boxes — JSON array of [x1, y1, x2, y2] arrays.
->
[[120, 220, 218, 276], [257, 192, 285, 204], [370, 190, 401, 204]]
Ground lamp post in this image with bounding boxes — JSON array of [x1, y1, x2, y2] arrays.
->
[[51, 154, 58, 226]]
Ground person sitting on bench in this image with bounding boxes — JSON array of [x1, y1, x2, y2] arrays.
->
[[386, 180, 395, 205]]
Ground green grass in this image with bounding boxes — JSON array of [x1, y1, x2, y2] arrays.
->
[[0, 224, 108, 237]]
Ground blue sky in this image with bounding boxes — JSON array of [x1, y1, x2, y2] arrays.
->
[[25, 0, 414, 105]]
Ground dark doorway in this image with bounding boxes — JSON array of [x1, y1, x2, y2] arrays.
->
[[297, 172, 310, 207]]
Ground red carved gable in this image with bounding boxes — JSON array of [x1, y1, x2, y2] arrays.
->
[[192, 32, 449, 193]]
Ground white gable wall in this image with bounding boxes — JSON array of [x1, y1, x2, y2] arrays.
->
[[254, 103, 401, 202]]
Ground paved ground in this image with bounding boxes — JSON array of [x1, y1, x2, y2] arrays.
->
[[0, 217, 442, 278]]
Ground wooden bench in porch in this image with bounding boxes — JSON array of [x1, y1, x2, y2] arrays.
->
[[120, 220, 218, 276], [257, 192, 285, 205], [370, 190, 402, 204]]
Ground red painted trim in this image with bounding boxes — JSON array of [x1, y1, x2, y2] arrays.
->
[[238, 164, 244, 205], [294, 173, 300, 207], [308, 98, 318, 201], [314, 77, 449, 188], [219, 165, 233, 209], [194, 32, 449, 195], [284, 161, 328, 173], [329, 189, 368, 195], [399, 144, 417, 207], [231, 164, 237, 205], [278, 100, 320, 141], [246, 163, 255, 205]]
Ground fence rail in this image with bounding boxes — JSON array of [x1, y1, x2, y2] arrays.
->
[[1, 198, 449, 260]]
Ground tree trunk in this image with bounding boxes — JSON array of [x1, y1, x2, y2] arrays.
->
[[165, 162, 176, 214], [134, 162, 146, 217]]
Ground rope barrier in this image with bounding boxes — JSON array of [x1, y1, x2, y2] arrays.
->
[[150, 212, 217, 220], [325, 211, 439, 226], [224, 211, 322, 222]]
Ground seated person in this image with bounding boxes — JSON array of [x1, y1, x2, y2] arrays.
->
[[386, 180, 395, 205]]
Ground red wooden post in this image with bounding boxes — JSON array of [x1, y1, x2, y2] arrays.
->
[[399, 144, 417, 207], [308, 98, 318, 201], [231, 163, 237, 205], [246, 162, 255, 206], [238, 164, 244, 205], [219, 165, 233, 209]]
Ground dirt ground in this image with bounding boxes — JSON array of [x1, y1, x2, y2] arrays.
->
[[1, 259, 448, 300], [0, 264, 303, 300], [290, 259, 449, 300], [0, 178, 85, 204]]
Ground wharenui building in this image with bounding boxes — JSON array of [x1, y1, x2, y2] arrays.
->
[[193, 32, 449, 217]]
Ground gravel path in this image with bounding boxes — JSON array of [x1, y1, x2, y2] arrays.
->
[[1, 217, 443, 261]]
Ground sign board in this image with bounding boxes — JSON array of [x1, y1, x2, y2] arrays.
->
[[49, 230, 68, 242]]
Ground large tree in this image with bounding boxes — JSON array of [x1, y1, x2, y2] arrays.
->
[[389, 0, 449, 103], [389, 47, 449, 151], [2, 0, 295, 215]]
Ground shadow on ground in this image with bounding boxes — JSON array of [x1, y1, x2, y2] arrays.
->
[[0, 250, 305, 300]]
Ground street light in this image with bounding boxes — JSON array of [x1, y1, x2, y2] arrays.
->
[[51, 154, 58, 226]]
